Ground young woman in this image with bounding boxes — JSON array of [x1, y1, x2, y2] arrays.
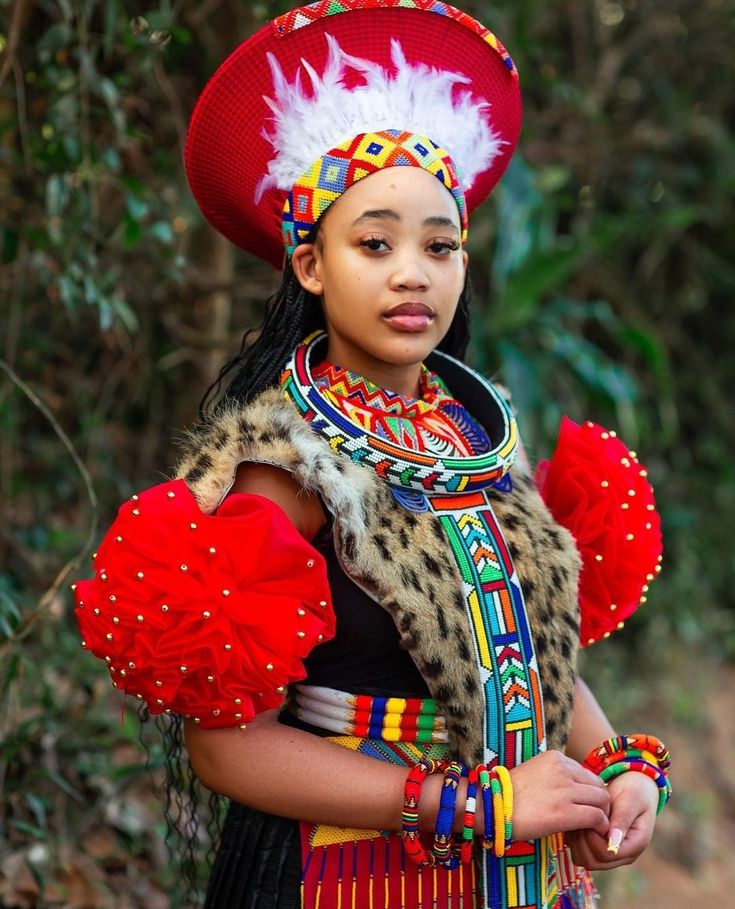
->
[[75, 3, 669, 907]]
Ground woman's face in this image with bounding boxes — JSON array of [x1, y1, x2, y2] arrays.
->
[[291, 166, 467, 395]]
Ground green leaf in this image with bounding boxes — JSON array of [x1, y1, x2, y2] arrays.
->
[[111, 296, 139, 332], [8, 819, 47, 839], [171, 26, 192, 45], [2, 226, 19, 264], [1, 651, 20, 693], [123, 214, 142, 246], [25, 793, 48, 829], [37, 22, 72, 56], [45, 174, 67, 217]]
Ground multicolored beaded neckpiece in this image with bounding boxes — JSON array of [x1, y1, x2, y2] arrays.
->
[[281, 330, 519, 501]]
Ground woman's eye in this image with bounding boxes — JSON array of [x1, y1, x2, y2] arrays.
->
[[428, 240, 460, 255], [359, 237, 388, 252]]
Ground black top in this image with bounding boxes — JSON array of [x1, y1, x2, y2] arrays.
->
[[302, 522, 431, 698]]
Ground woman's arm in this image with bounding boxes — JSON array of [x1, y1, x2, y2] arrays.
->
[[565, 676, 616, 763], [185, 710, 416, 829], [565, 676, 659, 869], [229, 460, 326, 541], [185, 711, 609, 839]]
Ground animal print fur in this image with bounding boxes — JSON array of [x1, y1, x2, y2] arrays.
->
[[175, 388, 581, 762]]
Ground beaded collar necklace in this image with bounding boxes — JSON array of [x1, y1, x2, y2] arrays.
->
[[280, 331, 519, 500], [310, 359, 494, 460]]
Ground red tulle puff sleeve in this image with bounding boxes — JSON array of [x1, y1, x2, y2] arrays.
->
[[73, 479, 335, 728], [535, 418, 663, 647]]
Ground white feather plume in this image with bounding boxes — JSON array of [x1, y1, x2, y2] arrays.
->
[[255, 35, 504, 202]]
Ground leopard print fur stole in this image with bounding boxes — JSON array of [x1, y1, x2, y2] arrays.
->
[[175, 388, 581, 765]]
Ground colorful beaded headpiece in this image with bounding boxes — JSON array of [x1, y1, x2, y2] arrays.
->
[[185, 0, 522, 267], [282, 129, 468, 256]]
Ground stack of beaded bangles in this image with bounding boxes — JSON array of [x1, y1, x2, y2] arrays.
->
[[582, 733, 672, 815], [402, 757, 514, 867]]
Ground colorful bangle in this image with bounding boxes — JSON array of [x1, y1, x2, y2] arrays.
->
[[478, 766, 495, 851], [433, 760, 465, 869], [599, 758, 672, 815], [582, 733, 671, 814], [488, 769, 506, 859], [583, 734, 670, 776], [494, 764, 514, 853], [402, 758, 448, 866], [460, 766, 479, 865]]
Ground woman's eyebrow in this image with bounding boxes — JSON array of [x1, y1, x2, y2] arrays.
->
[[423, 215, 459, 231], [351, 210, 459, 231], [351, 208, 400, 225]]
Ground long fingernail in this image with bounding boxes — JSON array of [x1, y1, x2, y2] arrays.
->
[[607, 828, 624, 854]]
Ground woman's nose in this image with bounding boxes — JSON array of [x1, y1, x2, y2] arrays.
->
[[389, 252, 430, 291]]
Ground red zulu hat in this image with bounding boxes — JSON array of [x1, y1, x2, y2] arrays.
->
[[185, 0, 522, 268]]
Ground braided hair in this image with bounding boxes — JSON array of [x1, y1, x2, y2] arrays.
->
[[200, 259, 473, 415]]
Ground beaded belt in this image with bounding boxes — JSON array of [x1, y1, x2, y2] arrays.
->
[[289, 684, 448, 743]]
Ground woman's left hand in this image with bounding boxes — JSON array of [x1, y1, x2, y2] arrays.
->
[[566, 770, 660, 870]]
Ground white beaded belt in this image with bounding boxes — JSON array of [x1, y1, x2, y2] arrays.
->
[[288, 684, 448, 743]]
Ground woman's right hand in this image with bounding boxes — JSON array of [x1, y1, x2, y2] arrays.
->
[[508, 750, 610, 841]]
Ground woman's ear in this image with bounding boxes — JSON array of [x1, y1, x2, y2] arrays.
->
[[291, 243, 323, 297]]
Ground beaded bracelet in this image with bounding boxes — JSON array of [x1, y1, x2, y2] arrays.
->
[[433, 760, 465, 869], [488, 769, 506, 859], [402, 758, 448, 866], [600, 758, 672, 815], [478, 766, 495, 851], [494, 764, 514, 856], [582, 733, 671, 815], [460, 766, 479, 865], [583, 734, 670, 776]]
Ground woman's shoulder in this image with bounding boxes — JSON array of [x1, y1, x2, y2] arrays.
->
[[231, 461, 325, 541], [174, 387, 381, 528]]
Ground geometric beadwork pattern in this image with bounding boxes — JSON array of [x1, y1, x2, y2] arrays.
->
[[281, 331, 519, 495], [282, 129, 468, 256], [429, 491, 547, 909], [311, 361, 492, 458], [271, 0, 519, 81]]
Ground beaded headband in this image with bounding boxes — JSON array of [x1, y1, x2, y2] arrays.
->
[[281, 129, 468, 257]]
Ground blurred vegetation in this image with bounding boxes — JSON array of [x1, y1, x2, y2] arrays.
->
[[1, 0, 734, 905]]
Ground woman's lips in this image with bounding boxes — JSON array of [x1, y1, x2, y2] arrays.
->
[[383, 302, 434, 332]]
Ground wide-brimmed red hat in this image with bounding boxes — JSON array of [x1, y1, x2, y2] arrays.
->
[[185, 0, 522, 268]]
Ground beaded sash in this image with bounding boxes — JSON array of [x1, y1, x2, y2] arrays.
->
[[281, 332, 590, 909]]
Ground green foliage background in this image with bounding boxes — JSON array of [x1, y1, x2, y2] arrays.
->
[[1, 0, 734, 905]]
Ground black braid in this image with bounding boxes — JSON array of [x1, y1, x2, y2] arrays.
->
[[199, 262, 324, 416], [136, 702, 223, 908]]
